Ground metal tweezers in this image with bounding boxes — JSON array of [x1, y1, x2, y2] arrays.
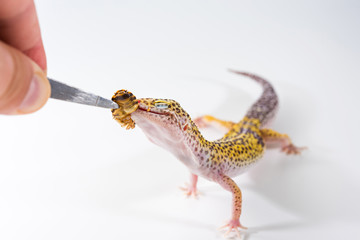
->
[[48, 78, 119, 109]]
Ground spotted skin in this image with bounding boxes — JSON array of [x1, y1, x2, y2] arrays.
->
[[118, 71, 304, 237]]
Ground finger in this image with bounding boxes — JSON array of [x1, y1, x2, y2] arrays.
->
[[0, 41, 50, 115], [0, 0, 46, 70]]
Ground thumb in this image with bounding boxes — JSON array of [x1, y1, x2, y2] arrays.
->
[[0, 41, 50, 115]]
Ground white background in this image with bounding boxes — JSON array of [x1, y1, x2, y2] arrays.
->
[[1, 0, 359, 239]]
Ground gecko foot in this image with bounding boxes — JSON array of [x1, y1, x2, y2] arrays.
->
[[179, 183, 199, 198], [281, 143, 306, 155], [193, 117, 209, 128], [219, 219, 247, 239]]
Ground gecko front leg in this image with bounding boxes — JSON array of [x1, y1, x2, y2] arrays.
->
[[180, 173, 199, 198], [260, 128, 306, 154], [194, 115, 235, 130], [216, 174, 247, 238]]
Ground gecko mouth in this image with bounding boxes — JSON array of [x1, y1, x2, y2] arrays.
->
[[137, 104, 185, 130], [137, 106, 169, 116]]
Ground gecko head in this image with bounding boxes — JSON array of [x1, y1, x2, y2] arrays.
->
[[132, 98, 191, 140]]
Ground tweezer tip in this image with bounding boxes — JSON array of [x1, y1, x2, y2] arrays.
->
[[95, 96, 120, 109], [110, 102, 120, 109]]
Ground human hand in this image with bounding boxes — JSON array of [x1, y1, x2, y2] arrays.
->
[[0, 0, 50, 115]]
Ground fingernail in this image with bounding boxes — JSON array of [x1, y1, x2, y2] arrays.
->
[[17, 72, 50, 114]]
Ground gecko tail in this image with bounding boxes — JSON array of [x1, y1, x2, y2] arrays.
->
[[229, 69, 279, 127], [228, 69, 271, 87]]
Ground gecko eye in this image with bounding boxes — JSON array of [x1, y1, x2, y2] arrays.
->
[[154, 101, 169, 109]]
